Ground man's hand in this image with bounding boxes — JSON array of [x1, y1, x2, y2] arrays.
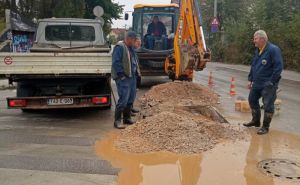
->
[[120, 76, 127, 81], [248, 81, 253, 89], [264, 81, 274, 88]]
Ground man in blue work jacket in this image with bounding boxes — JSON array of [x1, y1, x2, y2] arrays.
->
[[243, 30, 283, 135], [111, 31, 140, 129]]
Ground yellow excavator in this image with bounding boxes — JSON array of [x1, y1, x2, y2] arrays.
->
[[128, 0, 210, 83], [165, 0, 211, 81]]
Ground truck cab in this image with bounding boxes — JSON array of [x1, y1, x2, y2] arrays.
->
[[31, 18, 109, 52], [130, 4, 179, 78]]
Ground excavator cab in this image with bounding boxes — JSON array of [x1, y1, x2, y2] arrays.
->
[[131, 4, 179, 79]]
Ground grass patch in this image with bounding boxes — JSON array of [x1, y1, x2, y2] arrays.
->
[[0, 19, 6, 32]]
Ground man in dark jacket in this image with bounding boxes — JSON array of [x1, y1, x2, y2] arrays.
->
[[147, 16, 166, 36], [146, 16, 167, 49], [111, 31, 139, 129], [243, 30, 283, 135]]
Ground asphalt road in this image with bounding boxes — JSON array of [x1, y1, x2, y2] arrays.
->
[[0, 62, 299, 185], [0, 76, 169, 185]]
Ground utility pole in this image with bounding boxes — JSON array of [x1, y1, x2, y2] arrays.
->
[[9, 0, 17, 12], [5, 9, 11, 29], [214, 0, 217, 17]]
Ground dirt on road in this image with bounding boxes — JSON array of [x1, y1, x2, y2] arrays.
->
[[115, 81, 248, 154]]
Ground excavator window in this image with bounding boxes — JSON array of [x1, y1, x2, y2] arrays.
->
[[132, 5, 179, 51], [142, 14, 174, 50]]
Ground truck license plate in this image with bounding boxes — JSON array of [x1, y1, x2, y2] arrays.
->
[[47, 98, 74, 105]]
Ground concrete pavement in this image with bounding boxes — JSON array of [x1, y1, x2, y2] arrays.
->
[[0, 168, 116, 185]]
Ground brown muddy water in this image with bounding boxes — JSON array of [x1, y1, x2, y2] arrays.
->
[[95, 129, 300, 185]]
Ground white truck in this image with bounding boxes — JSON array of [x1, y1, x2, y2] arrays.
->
[[0, 18, 112, 110]]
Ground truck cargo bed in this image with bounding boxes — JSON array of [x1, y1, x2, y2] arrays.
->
[[0, 52, 112, 75]]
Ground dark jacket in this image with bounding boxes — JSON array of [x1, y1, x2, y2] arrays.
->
[[248, 42, 283, 88], [147, 21, 166, 36], [111, 41, 141, 80]]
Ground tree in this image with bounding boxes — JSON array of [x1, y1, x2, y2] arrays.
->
[[18, 0, 39, 18], [15, 0, 123, 35], [252, 0, 300, 70], [53, 0, 85, 18], [200, 0, 300, 71]]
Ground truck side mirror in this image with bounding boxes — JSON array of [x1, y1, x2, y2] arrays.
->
[[124, 13, 129, 20]]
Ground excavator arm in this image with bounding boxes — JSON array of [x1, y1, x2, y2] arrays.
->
[[165, 0, 211, 81]]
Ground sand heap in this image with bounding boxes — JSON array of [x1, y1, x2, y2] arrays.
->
[[115, 81, 247, 154]]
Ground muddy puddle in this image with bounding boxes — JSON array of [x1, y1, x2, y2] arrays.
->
[[95, 129, 300, 185]]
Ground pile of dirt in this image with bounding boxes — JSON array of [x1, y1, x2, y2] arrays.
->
[[114, 81, 248, 154]]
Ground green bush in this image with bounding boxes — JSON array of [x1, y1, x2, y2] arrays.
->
[[202, 0, 300, 71], [0, 19, 5, 32]]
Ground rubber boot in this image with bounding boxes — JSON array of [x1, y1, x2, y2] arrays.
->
[[123, 106, 135, 125], [131, 106, 139, 117], [257, 112, 273, 135], [114, 108, 126, 129], [131, 111, 137, 117], [131, 107, 140, 113], [243, 109, 261, 127]]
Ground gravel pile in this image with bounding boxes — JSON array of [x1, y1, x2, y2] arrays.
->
[[114, 81, 247, 154]]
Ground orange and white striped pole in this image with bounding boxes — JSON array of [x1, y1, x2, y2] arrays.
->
[[229, 77, 236, 96], [208, 71, 214, 87]]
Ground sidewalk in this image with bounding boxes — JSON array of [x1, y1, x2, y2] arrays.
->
[[209, 62, 300, 84]]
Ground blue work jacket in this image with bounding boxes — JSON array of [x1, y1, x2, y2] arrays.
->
[[112, 43, 137, 79], [248, 42, 283, 88]]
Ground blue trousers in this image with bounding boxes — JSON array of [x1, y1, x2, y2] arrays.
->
[[248, 84, 277, 113], [115, 75, 137, 111]]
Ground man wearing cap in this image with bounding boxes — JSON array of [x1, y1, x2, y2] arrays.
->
[[243, 30, 283, 135], [146, 16, 167, 50], [111, 31, 139, 129]]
